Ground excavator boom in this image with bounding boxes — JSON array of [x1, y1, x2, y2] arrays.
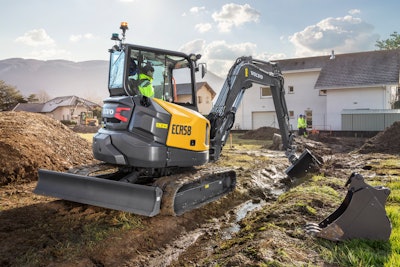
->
[[207, 56, 320, 177]]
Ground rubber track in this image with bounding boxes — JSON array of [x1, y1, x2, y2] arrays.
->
[[66, 164, 235, 216]]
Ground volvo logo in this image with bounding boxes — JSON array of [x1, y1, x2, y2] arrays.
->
[[250, 70, 263, 79]]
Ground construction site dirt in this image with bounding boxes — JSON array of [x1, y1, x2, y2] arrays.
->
[[0, 111, 398, 266]]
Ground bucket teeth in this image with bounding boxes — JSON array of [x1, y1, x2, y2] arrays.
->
[[305, 173, 392, 241]]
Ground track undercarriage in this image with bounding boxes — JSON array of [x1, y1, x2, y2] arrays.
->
[[35, 164, 236, 217]]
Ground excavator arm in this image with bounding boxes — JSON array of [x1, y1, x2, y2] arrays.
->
[[207, 56, 319, 177]]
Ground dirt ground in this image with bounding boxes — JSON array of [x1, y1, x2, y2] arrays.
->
[[0, 112, 399, 266]]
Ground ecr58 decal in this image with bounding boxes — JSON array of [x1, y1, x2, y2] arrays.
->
[[171, 124, 192, 135]]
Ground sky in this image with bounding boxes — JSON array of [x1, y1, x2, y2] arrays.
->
[[1, 0, 399, 77]]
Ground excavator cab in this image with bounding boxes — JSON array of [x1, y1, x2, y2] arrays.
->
[[108, 42, 198, 105]]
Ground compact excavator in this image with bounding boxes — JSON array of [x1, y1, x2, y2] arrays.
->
[[34, 22, 320, 217]]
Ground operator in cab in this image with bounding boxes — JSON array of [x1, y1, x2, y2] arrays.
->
[[138, 64, 155, 98]]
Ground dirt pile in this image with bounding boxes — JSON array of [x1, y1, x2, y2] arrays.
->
[[358, 121, 400, 154], [0, 111, 95, 185], [239, 127, 280, 140]]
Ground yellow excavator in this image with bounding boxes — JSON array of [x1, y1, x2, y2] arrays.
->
[[35, 23, 392, 241], [35, 22, 317, 216]]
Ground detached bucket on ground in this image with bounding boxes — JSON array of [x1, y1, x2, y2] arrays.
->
[[305, 172, 392, 241]]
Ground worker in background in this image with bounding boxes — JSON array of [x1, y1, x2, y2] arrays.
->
[[138, 64, 155, 98], [297, 114, 307, 137]]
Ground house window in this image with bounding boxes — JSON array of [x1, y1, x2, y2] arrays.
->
[[319, 90, 327, 96], [288, 86, 294, 94], [260, 87, 272, 98], [198, 96, 202, 104]]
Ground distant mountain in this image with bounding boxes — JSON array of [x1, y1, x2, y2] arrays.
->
[[0, 58, 109, 103], [0, 58, 224, 105]]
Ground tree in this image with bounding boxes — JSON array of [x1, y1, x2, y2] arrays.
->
[[0, 80, 26, 111], [375, 31, 400, 50], [37, 90, 50, 103], [27, 94, 39, 103]]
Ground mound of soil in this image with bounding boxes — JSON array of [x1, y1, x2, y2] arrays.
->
[[358, 121, 400, 154], [239, 127, 280, 140], [0, 111, 95, 185]]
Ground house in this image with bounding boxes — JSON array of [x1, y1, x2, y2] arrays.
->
[[235, 50, 400, 131], [13, 95, 101, 124], [176, 82, 216, 115]]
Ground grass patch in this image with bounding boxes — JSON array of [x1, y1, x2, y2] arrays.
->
[[314, 158, 400, 267], [228, 132, 271, 149]]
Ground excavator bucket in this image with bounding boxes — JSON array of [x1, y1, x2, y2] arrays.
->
[[285, 149, 321, 178], [35, 169, 163, 217], [305, 173, 392, 241]]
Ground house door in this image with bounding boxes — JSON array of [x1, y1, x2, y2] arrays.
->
[[252, 111, 277, 129], [304, 110, 312, 128]]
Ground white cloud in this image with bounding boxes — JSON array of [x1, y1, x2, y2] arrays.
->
[[181, 39, 261, 76], [204, 40, 257, 60], [180, 39, 286, 77], [348, 9, 361, 15], [69, 33, 96, 43], [179, 39, 206, 55], [195, 23, 212, 33], [190, 6, 206, 14], [212, 3, 260, 33], [15, 29, 55, 47], [289, 15, 378, 57]]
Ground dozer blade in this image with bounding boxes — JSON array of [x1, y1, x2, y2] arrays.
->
[[285, 149, 320, 178], [305, 172, 392, 241], [35, 169, 163, 217], [155, 169, 236, 216]]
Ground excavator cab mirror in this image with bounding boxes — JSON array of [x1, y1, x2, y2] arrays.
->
[[198, 63, 207, 78]]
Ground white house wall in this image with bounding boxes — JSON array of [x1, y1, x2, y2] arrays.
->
[[236, 70, 327, 130], [326, 87, 386, 130], [284, 71, 326, 130]]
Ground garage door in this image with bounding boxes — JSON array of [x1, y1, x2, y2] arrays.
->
[[252, 111, 277, 130]]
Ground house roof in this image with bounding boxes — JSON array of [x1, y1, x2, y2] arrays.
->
[[41, 95, 100, 113], [13, 95, 100, 113], [314, 50, 400, 89], [277, 55, 328, 72], [13, 103, 45, 112], [176, 82, 216, 98]]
